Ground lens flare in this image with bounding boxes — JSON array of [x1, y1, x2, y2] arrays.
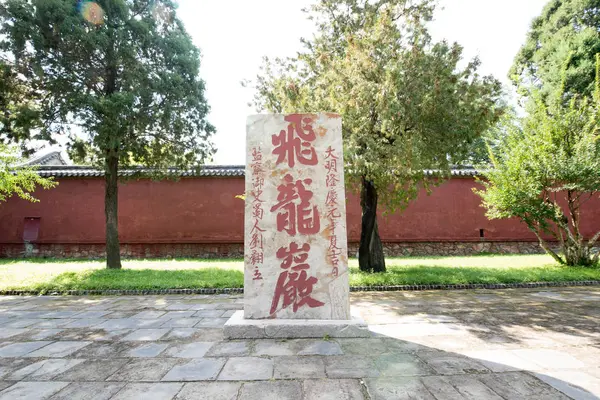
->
[[80, 1, 105, 25]]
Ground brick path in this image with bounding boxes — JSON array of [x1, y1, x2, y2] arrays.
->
[[0, 287, 598, 399]]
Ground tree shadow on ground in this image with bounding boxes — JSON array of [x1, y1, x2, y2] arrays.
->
[[0, 290, 596, 399], [352, 331, 596, 399], [35, 268, 244, 293], [351, 288, 600, 398]]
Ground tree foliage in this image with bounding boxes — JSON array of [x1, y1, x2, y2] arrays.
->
[[460, 110, 516, 167], [510, 0, 600, 101], [0, 61, 42, 149], [477, 55, 600, 266], [1, 0, 215, 169], [250, 0, 504, 272], [0, 144, 56, 202], [0, 0, 215, 268]]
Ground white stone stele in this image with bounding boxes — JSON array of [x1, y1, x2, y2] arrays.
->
[[244, 113, 350, 320], [230, 112, 364, 339], [223, 309, 370, 339]]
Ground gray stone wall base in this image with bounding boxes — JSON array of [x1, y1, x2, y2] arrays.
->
[[5, 241, 589, 259], [223, 309, 370, 339]]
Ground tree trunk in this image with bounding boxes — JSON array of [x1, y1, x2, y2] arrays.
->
[[105, 151, 122, 269], [359, 177, 386, 273], [564, 241, 594, 266]]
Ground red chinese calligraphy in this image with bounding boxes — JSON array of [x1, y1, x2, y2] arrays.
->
[[277, 241, 311, 269], [253, 269, 263, 280], [328, 234, 342, 277], [326, 174, 339, 188], [252, 203, 264, 220], [250, 147, 265, 281], [326, 208, 341, 219], [251, 150, 265, 202], [270, 242, 325, 315], [250, 249, 264, 265], [250, 221, 265, 250], [272, 114, 318, 168], [270, 174, 320, 236], [325, 146, 337, 159], [325, 146, 338, 173], [325, 190, 338, 207], [323, 146, 343, 278]]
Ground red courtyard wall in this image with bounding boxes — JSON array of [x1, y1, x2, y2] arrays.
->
[[0, 176, 598, 257]]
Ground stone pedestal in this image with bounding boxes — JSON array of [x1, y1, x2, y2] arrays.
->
[[224, 309, 369, 339], [225, 113, 367, 339]]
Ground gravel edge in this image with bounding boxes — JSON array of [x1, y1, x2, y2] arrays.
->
[[1, 280, 599, 296]]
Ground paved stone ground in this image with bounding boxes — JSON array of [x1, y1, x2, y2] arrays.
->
[[0, 287, 599, 399]]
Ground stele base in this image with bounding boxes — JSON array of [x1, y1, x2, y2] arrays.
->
[[223, 308, 370, 339]]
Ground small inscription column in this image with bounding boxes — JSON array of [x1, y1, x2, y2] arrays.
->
[[245, 113, 350, 320]]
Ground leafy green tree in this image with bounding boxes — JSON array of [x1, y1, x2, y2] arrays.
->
[[0, 60, 43, 149], [510, 0, 600, 101], [0, 0, 215, 269], [460, 110, 516, 166], [249, 0, 504, 272], [477, 54, 600, 266], [0, 144, 57, 202]]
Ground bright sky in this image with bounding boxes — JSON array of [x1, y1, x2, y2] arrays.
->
[[174, 0, 548, 165]]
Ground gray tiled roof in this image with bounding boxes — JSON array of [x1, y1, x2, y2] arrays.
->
[[34, 165, 480, 178], [425, 168, 480, 177], [21, 150, 69, 167], [35, 165, 245, 178]]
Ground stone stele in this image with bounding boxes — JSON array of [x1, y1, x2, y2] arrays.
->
[[224, 113, 368, 339]]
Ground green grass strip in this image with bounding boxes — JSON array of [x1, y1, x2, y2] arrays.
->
[[1, 255, 598, 294]]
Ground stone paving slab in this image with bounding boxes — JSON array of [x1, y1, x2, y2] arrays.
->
[[28, 329, 65, 341], [478, 372, 572, 399], [535, 371, 600, 400], [163, 342, 214, 358], [176, 381, 241, 400], [0, 358, 36, 379], [274, 356, 326, 379], [72, 341, 134, 358], [0, 341, 53, 357], [0, 329, 27, 339], [325, 355, 380, 378], [164, 328, 201, 340], [161, 358, 226, 381], [239, 381, 301, 400], [127, 343, 169, 357], [50, 382, 125, 400], [218, 357, 273, 381], [0, 381, 70, 400], [121, 329, 170, 341], [0, 287, 598, 399], [303, 379, 366, 400], [0, 383, 13, 392], [206, 341, 250, 357], [111, 383, 184, 400], [8, 358, 85, 380], [24, 340, 91, 357], [108, 358, 183, 382], [253, 339, 297, 356], [55, 358, 130, 381]]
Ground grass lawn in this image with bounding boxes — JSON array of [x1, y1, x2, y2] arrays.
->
[[1, 254, 599, 293]]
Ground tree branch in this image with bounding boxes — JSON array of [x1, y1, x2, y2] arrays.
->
[[567, 190, 583, 243], [588, 229, 600, 249], [529, 225, 565, 264]]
